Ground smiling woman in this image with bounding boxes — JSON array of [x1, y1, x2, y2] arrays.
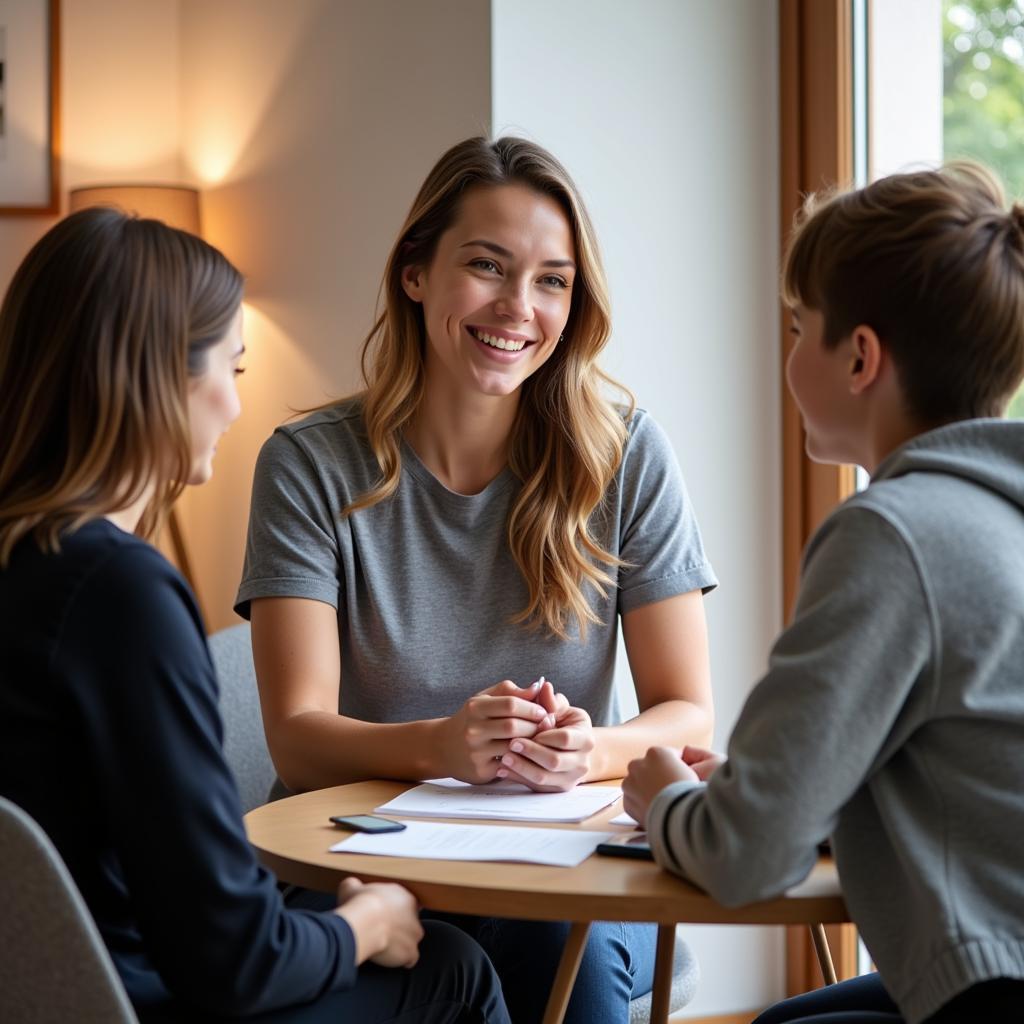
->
[[237, 136, 718, 1024]]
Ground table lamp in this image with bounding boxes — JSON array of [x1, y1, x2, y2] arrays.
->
[[68, 184, 202, 595]]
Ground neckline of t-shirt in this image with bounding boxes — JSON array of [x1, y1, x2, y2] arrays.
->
[[400, 438, 517, 506]]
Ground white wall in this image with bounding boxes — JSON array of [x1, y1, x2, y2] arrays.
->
[[492, 1, 784, 1017]]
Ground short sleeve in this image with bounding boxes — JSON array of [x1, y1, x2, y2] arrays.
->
[[615, 411, 717, 614], [235, 429, 342, 618]]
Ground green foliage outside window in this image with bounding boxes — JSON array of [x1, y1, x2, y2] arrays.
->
[[943, 0, 1024, 416]]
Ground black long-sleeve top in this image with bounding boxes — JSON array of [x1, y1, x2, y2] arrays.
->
[[0, 520, 356, 1015]]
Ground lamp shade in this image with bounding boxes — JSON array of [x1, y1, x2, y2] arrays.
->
[[68, 184, 201, 235]]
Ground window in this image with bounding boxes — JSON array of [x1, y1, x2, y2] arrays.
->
[[944, 0, 1024, 417]]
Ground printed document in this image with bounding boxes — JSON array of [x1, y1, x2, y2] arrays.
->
[[331, 820, 614, 867], [375, 777, 621, 823]]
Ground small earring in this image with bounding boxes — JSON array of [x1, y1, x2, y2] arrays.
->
[[558, 333, 565, 343]]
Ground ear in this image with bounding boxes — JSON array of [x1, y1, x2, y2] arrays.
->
[[401, 263, 426, 303], [848, 324, 882, 396]]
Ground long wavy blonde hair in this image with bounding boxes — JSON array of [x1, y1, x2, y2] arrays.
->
[[0, 207, 243, 566], [347, 136, 634, 639]]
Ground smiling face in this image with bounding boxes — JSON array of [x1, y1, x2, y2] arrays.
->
[[186, 306, 245, 485], [401, 183, 576, 400]]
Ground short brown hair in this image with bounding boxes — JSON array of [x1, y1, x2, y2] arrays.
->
[[0, 207, 243, 565], [783, 162, 1024, 423]]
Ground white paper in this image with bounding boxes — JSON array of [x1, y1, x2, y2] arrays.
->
[[330, 820, 614, 867], [610, 811, 637, 826], [374, 778, 621, 823]]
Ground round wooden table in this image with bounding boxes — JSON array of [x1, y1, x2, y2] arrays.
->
[[246, 781, 849, 1024]]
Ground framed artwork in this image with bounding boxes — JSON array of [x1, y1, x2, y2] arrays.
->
[[0, 0, 59, 215]]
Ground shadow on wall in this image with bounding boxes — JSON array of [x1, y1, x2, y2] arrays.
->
[[175, 0, 492, 629]]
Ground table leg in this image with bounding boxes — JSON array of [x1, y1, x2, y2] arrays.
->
[[649, 923, 677, 1024], [541, 921, 591, 1024], [810, 923, 838, 986]]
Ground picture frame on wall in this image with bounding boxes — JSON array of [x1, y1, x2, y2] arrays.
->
[[0, 0, 59, 215]]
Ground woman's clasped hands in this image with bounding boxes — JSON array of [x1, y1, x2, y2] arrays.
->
[[441, 677, 594, 792]]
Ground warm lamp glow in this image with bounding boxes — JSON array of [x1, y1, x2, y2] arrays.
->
[[68, 184, 201, 235]]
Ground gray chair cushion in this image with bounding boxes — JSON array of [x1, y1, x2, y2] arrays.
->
[[209, 622, 277, 814], [628, 931, 700, 1022], [0, 796, 138, 1023]]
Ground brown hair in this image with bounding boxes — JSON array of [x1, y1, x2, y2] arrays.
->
[[0, 207, 243, 566], [349, 135, 634, 640], [783, 161, 1024, 423]]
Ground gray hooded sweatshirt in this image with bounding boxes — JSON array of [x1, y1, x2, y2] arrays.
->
[[647, 419, 1024, 1023]]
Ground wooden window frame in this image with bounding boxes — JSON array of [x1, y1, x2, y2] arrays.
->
[[780, 0, 860, 995]]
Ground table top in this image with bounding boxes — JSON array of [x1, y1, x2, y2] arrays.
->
[[245, 780, 849, 926]]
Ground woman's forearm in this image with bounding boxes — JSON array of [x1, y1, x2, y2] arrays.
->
[[270, 711, 447, 791], [586, 699, 714, 782]]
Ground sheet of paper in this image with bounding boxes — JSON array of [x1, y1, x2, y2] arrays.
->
[[375, 778, 621, 823], [609, 811, 637, 826], [331, 820, 615, 867]]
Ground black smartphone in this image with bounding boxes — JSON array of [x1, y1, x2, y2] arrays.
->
[[329, 814, 407, 833], [595, 832, 653, 860]]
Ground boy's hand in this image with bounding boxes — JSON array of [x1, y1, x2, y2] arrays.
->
[[335, 877, 423, 968], [623, 746, 700, 826], [681, 744, 725, 781]]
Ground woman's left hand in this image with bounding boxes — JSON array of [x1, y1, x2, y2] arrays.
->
[[495, 701, 594, 792]]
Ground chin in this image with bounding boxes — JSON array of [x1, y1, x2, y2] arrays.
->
[[471, 373, 526, 398], [186, 460, 214, 486]]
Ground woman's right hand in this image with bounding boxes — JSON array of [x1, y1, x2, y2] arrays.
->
[[334, 877, 423, 968], [438, 679, 554, 783]]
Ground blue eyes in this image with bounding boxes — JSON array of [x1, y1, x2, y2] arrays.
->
[[469, 258, 569, 289]]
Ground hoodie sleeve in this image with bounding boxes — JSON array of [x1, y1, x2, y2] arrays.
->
[[646, 505, 936, 905]]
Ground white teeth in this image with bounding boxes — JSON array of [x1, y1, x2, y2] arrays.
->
[[474, 329, 525, 352]]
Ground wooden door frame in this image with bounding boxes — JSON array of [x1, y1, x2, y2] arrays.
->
[[779, 0, 860, 995]]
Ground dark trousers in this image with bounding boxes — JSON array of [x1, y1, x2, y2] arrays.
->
[[140, 920, 510, 1024], [754, 971, 1024, 1023]]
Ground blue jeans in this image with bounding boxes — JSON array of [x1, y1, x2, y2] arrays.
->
[[426, 913, 657, 1024]]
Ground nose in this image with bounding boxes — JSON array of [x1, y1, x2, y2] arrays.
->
[[494, 276, 532, 322]]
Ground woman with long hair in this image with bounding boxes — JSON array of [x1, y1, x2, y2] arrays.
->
[[0, 207, 508, 1024], [239, 136, 717, 1022]]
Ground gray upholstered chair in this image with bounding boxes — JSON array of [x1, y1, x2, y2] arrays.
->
[[629, 930, 700, 1021], [0, 795, 139, 1023], [209, 621, 277, 814]]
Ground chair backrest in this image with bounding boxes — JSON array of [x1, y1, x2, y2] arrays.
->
[[209, 621, 278, 814], [0, 796, 138, 1023]]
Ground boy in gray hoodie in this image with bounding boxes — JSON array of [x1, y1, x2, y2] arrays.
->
[[623, 163, 1024, 1024]]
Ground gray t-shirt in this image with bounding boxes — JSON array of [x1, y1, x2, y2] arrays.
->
[[236, 398, 716, 727]]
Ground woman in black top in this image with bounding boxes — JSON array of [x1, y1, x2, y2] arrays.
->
[[0, 208, 508, 1024]]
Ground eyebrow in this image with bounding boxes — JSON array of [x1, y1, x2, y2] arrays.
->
[[459, 239, 576, 270]]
